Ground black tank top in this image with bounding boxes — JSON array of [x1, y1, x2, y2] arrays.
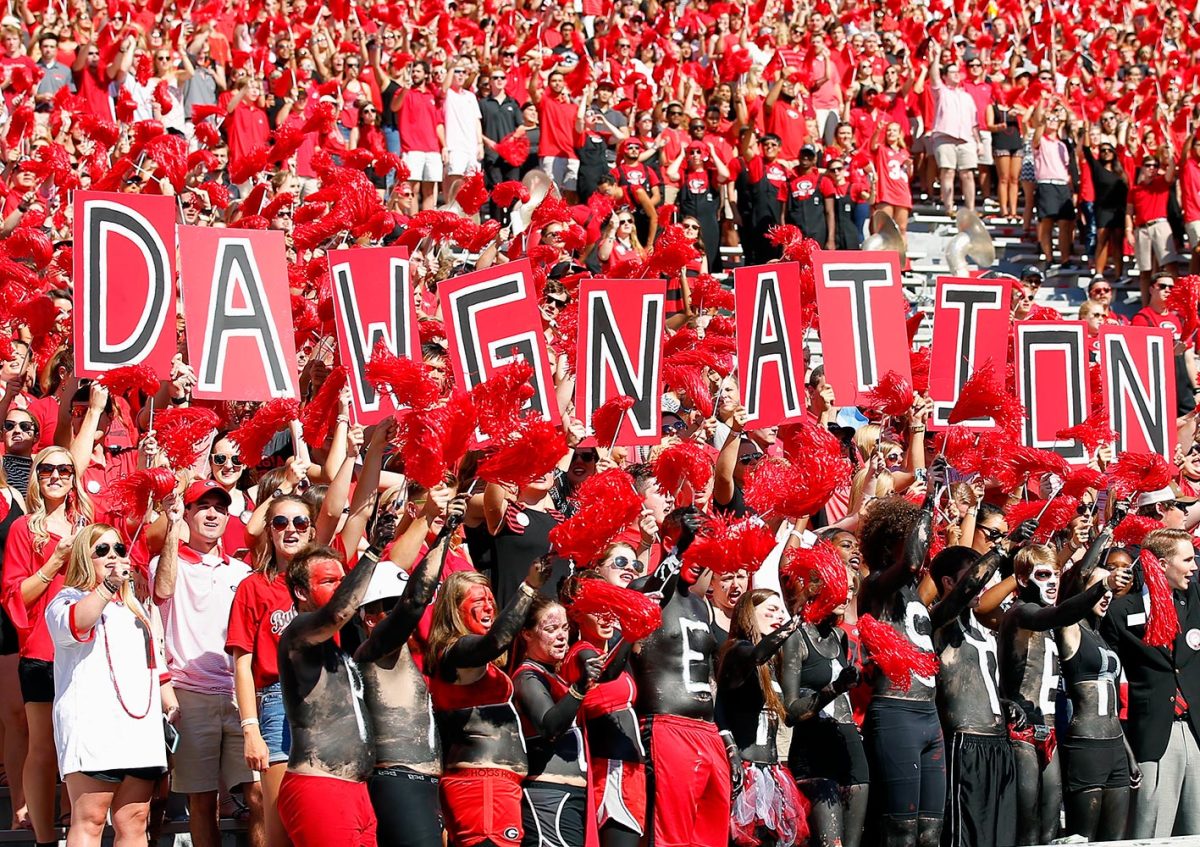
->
[[1059, 623, 1122, 740], [795, 624, 855, 724]]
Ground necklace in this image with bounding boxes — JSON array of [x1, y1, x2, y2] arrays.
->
[[102, 610, 155, 720]]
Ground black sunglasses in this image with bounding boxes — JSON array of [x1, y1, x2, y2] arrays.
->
[[606, 555, 645, 573], [211, 453, 243, 467], [363, 596, 400, 615], [977, 526, 1006, 542], [4, 420, 35, 433], [662, 420, 687, 435], [271, 514, 312, 531], [36, 462, 74, 478], [93, 542, 129, 558], [574, 451, 598, 463], [738, 451, 764, 466]]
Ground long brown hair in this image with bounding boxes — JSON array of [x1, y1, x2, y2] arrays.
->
[[426, 571, 495, 677], [720, 589, 788, 721], [26, 446, 92, 553], [252, 494, 315, 580]]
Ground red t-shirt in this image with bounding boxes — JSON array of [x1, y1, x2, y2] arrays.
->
[[225, 570, 296, 689], [226, 102, 271, 164], [73, 64, 114, 120], [1131, 306, 1183, 341], [766, 99, 808, 160], [1, 519, 63, 662], [1181, 157, 1200, 225], [789, 172, 834, 202], [537, 94, 579, 159], [1128, 176, 1171, 225], [874, 145, 912, 208], [397, 86, 443, 154]]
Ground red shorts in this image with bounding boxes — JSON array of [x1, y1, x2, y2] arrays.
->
[[439, 767, 523, 847], [643, 714, 732, 847], [593, 758, 647, 835], [1011, 724, 1058, 771], [277, 771, 376, 847]]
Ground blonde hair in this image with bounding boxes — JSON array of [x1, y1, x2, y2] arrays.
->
[[1077, 300, 1106, 321], [1014, 543, 1058, 582], [64, 523, 150, 628], [426, 571, 495, 676], [26, 446, 92, 554]]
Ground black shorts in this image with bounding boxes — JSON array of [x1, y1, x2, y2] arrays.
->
[[521, 781, 586, 847], [368, 766, 443, 847], [1036, 183, 1075, 221], [788, 720, 870, 786], [1059, 735, 1129, 792], [18, 657, 53, 704], [945, 732, 1017, 847], [1095, 207, 1124, 231], [81, 766, 166, 783], [865, 698, 946, 819]]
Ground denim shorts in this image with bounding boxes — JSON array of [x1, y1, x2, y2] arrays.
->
[[258, 683, 291, 765]]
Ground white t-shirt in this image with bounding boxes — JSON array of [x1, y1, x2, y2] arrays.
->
[[47, 588, 168, 776], [150, 546, 251, 695], [443, 87, 482, 155]]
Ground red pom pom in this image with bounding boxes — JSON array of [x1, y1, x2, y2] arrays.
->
[[777, 419, 844, 461], [857, 613, 939, 692], [394, 409, 448, 489], [477, 418, 565, 487], [909, 346, 931, 394], [591, 395, 635, 448], [98, 365, 160, 397], [153, 79, 174, 115], [364, 341, 439, 410], [471, 360, 535, 441], [745, 455, 851, 519], [1062, 467, 1107, 498], [1141, 550, 1181, 648], [1004, 446, 1070, 486], [1113, 515, 1164, 546], [496, 132, 530, 166], [549, 468, 643, 564], [454, 171, 489, 216], [1004, 495, 1081, 543], [683, 515, 777, 575], [491, 181, 529, 207], [948, 359, 1008, 424], [436, 390, 477, 471], [134, 52, 153, 86], [1055, 413, 1116, 455], [299, 366, 348, 447], [108, 467, 177, 517], [191, 103, 225, 122], [687, 275, 734, 312], [154, 407, 220, 468], [652, 441, 715, 496], [781, 541, 850, 624], [861, 370, 914, 418], [1107, 451, 1176, 499], [644, 225, 702, 279], [566, 578, 663, 642], [229, 399, 300, 466], [1165, 275, 1200, 342]]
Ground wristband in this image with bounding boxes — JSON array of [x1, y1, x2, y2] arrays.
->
[[240, 717, 260, 728], [910, 426, 926, 433], [36, 569, 52, 585], [518, 581, 537, 598]]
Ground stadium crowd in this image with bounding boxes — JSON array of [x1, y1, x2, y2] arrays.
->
[[2, 0, 1200, 846]]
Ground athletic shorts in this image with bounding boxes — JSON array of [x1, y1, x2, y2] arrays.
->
[[933, 135, 979, 170], [1036, 183, 1075, 221], [1059, 735, 1129, 792], [445, 149, 480, 178], [1136, 220, 1182, 271], [865, 698, 946, 819], [440, 767, 524, 847], [945, 732, 1017, 847], [540, 156, 580, 192], [593, 758, 646, 834], [521, 781, 586, 846], [278, 771, 377, 847], [171, 688, 258, 794], [18, 657, 53, 703], [80, 766, 166, 783], [404, 150, 444, 183], [642, 714, 731, 847], [257, 683, 291, 765], [368, 766, 443, 847], [1186, 219, 1200, 251], [788, 720, 870, 787]]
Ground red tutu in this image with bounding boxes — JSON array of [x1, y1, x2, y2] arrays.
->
[[730, 761, 810, 847]]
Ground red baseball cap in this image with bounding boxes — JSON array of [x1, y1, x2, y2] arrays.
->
[[184, 479, 233, 508]]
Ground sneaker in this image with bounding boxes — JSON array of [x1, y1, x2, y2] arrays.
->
[[983, 198, 999, 209]]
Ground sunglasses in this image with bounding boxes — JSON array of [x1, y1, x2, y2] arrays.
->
[[606, 555, 645, 573], [662, 420, 687, 435], [1091, 286, 1112, 294], [492, 74, 506, 80], [667, 109, 683, 116], [1168, 500, 1188, 512], [542, 297, 567, 310], [543, 230, 564, 240], [211, 453, 243, 467], [363, 596, 400, 616], [618, 218, 634, 224], [1156, 283, 1174, 291], [738, 451, 764, 466], [93, 542, 129, 558], [682, 223, 700, 231], [36, 462, 74, 478], [574, 451, 598, 463], [4, 420, 35, 433], [977, 526, 1006, 542], [271, 514, 313, 532]]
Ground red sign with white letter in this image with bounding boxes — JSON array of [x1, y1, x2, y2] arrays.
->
[[1013, 321, 1090, 464], [438, 259, 560, 434], [574, 278, 666, 447], [811, 250, 911, 406], [1100, 325, 1176, 459], [178, 227, 299, 400], [73, 191, 177, 378], [734, 262, 809, 428], [329, 247, 423, 425], [929, 276, 1012, 430]]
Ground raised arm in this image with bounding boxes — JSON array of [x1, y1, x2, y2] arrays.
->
[[152, 497, 184, 602], [439, 556, 552, 672], [719, 615, 801, 689]]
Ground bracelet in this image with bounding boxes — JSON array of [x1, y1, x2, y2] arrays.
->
[[910, 426, 926, 433], [336, 415, 351, 424], [96, 582, 115, 601], [518, 582, 538, 598], [567, 686, 585, 701], [240, 717, 260, 728], [35, 569, 52, 585], [168, 395, 188, 406]]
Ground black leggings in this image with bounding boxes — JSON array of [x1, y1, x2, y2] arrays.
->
[[521, 782, 586, 847], [866, 699, 945, 847], [368, 767, 443, 847], [599, 821, 640, 847], [1011, 740, 1061, 845]]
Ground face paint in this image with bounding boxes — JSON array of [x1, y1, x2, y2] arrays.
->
[[307, 559, 344, 609], [1029, 566, 1059, 605], [459, 584, 496, 635]]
